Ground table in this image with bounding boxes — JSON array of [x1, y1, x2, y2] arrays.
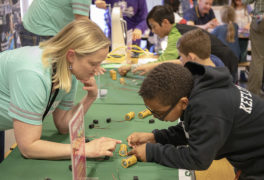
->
[[0, 69, 193, 180]]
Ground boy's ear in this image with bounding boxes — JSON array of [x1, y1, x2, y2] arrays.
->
[[162, 19, 170, 25], [179, 97, 189, 110]]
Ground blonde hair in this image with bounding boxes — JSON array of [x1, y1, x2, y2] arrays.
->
[[40, 19, 110, 92], [220, 5, 236, 43]]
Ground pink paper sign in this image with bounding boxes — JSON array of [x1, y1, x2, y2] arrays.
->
[[69, 105, 86, 180]]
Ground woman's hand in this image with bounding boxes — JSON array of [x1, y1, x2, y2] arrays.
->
[[85, 137, 122, 157], [95, 66, 106, 75], [81, 77, 98, 99]]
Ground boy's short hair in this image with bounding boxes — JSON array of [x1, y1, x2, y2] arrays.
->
[[139, 63, 193, 106], [177, 29, 211, 59], [147, 5, 175, 29]]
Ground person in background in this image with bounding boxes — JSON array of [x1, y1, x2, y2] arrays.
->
[[94, 0, 148, 46], [0, 19, 121, 160], [20, 0, 91, 46], [243, 0, 264, 97], [231, 0, 252, 63], [211, 6, 241, 59], [183, 0, 219, 30], [1, 14, 15, 51], [128, 30, 223, 75], [118, 5, 238, 82], [176, 29, 224, 67], [147, 1, 186, 56]]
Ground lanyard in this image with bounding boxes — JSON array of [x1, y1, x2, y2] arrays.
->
[[42, 82, 59, 121]]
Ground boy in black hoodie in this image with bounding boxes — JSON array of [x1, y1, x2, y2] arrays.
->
[[127, 34, 264, 180]]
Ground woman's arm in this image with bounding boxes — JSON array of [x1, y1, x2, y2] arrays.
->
[[13, 119, 71, 159], [53, 77, 98, 134], [13, 119, 121, 160]]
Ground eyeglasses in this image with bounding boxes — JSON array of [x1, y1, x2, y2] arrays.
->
[[146, 101, 178, 121]]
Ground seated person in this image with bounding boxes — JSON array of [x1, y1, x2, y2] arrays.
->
[[177, 29, 224, 67], [119, 5, 238, 82], [212, 6, 241, 59], [231, 0, 252, 63], [183, 0, 218, 30]]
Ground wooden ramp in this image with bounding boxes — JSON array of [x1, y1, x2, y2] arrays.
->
[[195, 158, 235, 180]]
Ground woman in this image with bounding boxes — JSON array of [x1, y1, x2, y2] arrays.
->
[[0, 19, 121, 160], [231, 0, 252, 63], [212, 5, 241, 59]]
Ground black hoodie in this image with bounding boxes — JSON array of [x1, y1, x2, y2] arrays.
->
[[146, 62, 264, 178]]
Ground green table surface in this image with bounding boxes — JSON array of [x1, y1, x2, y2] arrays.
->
[[93, 70, 144, 105], [0, 69, 192, 180]]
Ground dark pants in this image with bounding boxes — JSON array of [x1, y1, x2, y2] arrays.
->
[[239, 38, 249, 63], [19, 24, 53, 46], [0, 131, 4, 163]]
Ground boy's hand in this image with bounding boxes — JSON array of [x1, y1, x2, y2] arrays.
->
[[127, 132, 155, 147], [118, 65, 131, 76], [128, 144, 147, 162], [132, 63, 158, 76]]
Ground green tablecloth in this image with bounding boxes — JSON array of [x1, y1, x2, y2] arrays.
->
[[93, 70, 144, 105], [0, 69, 192, 180]]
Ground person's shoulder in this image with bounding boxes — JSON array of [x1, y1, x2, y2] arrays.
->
[[233, 22, 239, 28], [2, 46, 41, 64], [13, 46, 41, 54], [185, 6, 195, 13], [170, 24, 179, 33], [18, 46, 43, 63], [217, 24, 228, 30], [183, 7, 196, 18], [209, 8, 215, 14], [208, 8, 216, 17], [211, 25, 222, 34]]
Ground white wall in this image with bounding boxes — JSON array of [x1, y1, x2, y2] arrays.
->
[[20, 0, 33, 18]]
